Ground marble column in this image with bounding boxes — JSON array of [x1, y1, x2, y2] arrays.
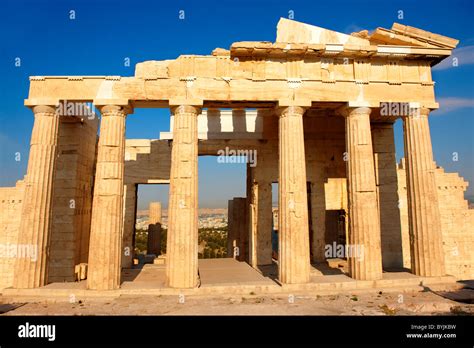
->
[[166, 105, 200, 288], [242, 165, 252, 263], [248, 172, 258, 267], [233, 197, 248, 262], [14, 105, 59, 288], [248, 165, 272, 267], [147, 202, 162, 255], [278, 106, 311, 284], [122, 184, 137, 268], [403, 108, 445, 276], [310, 180, 327, 263], [343, 107, 383, 280], [256, 181, 273, 265], [227, 199, 235, 258], [87, 105, 129, 290]]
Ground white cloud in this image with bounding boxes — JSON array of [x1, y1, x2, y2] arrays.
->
[[344, 24, 365, 35], [432, 97, 474, 115], [433, 45, 474, 71]]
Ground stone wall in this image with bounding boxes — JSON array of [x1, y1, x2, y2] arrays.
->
[[397, 160, 474, 280], [124, 139, 172, 184], [0, 181, 25, 288], [372, 123, 403, 269], [48, 117, 98, 282]]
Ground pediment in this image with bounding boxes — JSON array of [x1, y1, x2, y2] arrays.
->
[[276, 18, 458, 49], [276, 18, 370, 45]]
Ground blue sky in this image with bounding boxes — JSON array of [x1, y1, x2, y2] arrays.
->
[[0, 0, 473, 209]]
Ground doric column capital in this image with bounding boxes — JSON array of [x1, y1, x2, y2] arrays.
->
[[275, 105, 307, 117], [31, 105, 57, 115], [170, 104, 202, 115], [98, 104, 133, 116], [419, 107, 431, 116], [404, 107, 430, 119], [337, 106, 371, 118], [94, 98, 133, 115]]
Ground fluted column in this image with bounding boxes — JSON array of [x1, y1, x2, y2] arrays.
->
[[122, 184, 137, 268], [403, 108, 445, 276], [147, 202, 162, 255], [166, 105, 200, 288], [310, 180, 326, 263], [256, 181, 273, 265], [343, 107, 383, 280], [14, 105, 59, 288], [248, 171, 258, 267], [278, 106, 311, 284], [87, 105, 129, 290], [227, 199, 235, 257], [248, 174, 272, 267]]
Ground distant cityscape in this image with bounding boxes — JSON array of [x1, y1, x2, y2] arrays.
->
[[136, 194, 474, 232], [136, 209, 228, 231]]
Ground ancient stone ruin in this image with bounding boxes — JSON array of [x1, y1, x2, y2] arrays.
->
[[0, 19, 472, 293]]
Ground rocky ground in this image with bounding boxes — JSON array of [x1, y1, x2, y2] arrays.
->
[[1, 287, 472, 315]]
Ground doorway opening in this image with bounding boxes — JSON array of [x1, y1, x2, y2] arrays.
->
[[324, 209, 347, 260], [198, 155, 246, 259], [135, 184, 169, 264]]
